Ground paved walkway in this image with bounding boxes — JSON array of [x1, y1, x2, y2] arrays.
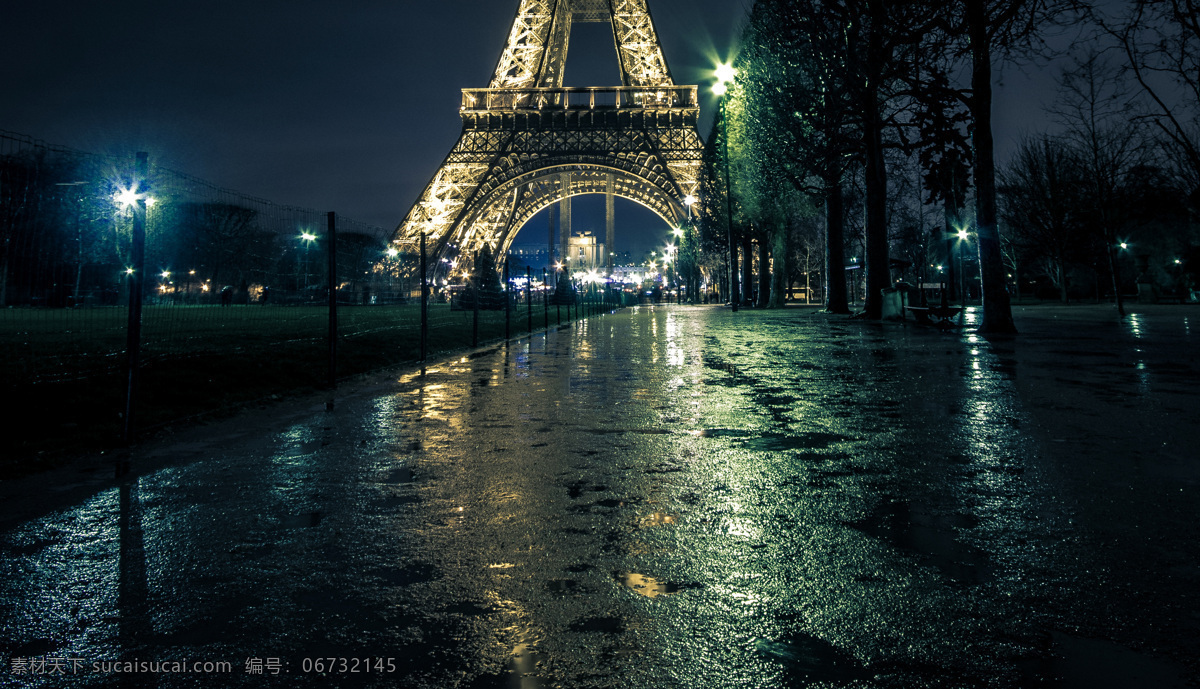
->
[[1, 303, 1197, 688]]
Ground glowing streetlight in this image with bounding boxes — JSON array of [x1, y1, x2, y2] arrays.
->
[[114, 187, 140, 208], [672, 227, 684, 238], [714, 60, 739, 310], [386, 247, 399, 258], [713, 63, 737, 96], [160, 270, 170, 279], [957, 228, 969, 241]]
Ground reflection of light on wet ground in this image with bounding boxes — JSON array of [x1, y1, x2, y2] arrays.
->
[[665, 311, 685, 367], [963, 306, 979, 326], [1128, 313, 1144, 339], [640, 511, 677, 527], [616, 572, 679, 598]]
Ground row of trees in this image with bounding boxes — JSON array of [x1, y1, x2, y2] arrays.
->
[[695, 0, 1199, 328], [0, 146, 400, 306]]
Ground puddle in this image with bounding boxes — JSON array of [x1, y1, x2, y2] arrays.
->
[[385, 466, 417, 483], [568, 615, 625, 633], [615, 571, 680, 598], [281, 511, 323, 529], [688, 429, 854, 451], [754, 634, 872, 685], [374, 563, 438, 587], [742, 432, 854, 452], [375, 492, 420, 509], [442, 601, 494, 616], [851, 500, 994, 585], [689, 428, 751, 438], [1019, 632, 1191, 688], [545, 579, 579, 593]]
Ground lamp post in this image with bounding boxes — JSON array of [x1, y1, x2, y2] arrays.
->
[[300, 231, 317, 298], [714, 63, 738, 312], [956, 227, 970, 307]]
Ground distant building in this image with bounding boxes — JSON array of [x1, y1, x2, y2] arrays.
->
[[567, 232, 605, 272]]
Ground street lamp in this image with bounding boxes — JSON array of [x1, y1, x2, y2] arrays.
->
[[714, 61, 738, 311], [954, 226, 971, 305], [300, 231, 317, 296]]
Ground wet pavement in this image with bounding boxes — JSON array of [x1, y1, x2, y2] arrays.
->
[[2, 303, 1198, 688]]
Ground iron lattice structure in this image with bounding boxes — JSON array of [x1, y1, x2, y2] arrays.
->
[[393, 0, 704, 273]]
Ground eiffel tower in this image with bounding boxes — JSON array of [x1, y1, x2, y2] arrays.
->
[[393, 0, 704, 275]]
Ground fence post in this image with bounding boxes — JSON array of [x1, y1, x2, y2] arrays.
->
[[122, 151, 148, 446], [326, 211, 337, 405], [420, 234, 428, 364]]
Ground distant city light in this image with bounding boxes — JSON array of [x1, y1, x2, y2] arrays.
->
[[387, 248, 399, 257], [300, 232, 317, 242], [957, 228, 969, 241]]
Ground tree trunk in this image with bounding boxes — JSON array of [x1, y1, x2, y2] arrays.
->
[[825, 179, 850, 313], [758, 236, 771, 308], [967, 0, 1017, 333], [1058, 261, 1068, 304], [1105, 230, 1125, 316], [742, 234, 754, 307], [862, 0, 890, 320], [768, 221, 789, 308]]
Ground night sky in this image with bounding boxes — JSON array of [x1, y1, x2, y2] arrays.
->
[[2, 0, 1066, 251]]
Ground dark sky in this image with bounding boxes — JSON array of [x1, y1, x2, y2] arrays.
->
[[2, 0, 1067, 250]]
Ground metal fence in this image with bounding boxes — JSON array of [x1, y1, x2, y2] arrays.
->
[[0, 130, 612, 464]]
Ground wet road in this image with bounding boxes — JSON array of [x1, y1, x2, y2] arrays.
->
[[2, 304, 1198, 688]]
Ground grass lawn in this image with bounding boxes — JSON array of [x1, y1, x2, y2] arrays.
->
[[1, 302, 582, 473]]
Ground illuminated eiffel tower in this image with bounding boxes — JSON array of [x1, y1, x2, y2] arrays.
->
[[393, 0, 704, 275]]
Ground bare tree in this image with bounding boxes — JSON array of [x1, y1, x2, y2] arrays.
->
[[1096, 0, 1200, 208], [1050, 50, 1148, 315], [1000, 136, 1089, 303], [954, 0, 1089, 332]]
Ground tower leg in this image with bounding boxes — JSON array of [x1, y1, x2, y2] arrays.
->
[[548, 203, 557, 264], [559, 172, 572, 266], [606, 174, 615, 276]]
